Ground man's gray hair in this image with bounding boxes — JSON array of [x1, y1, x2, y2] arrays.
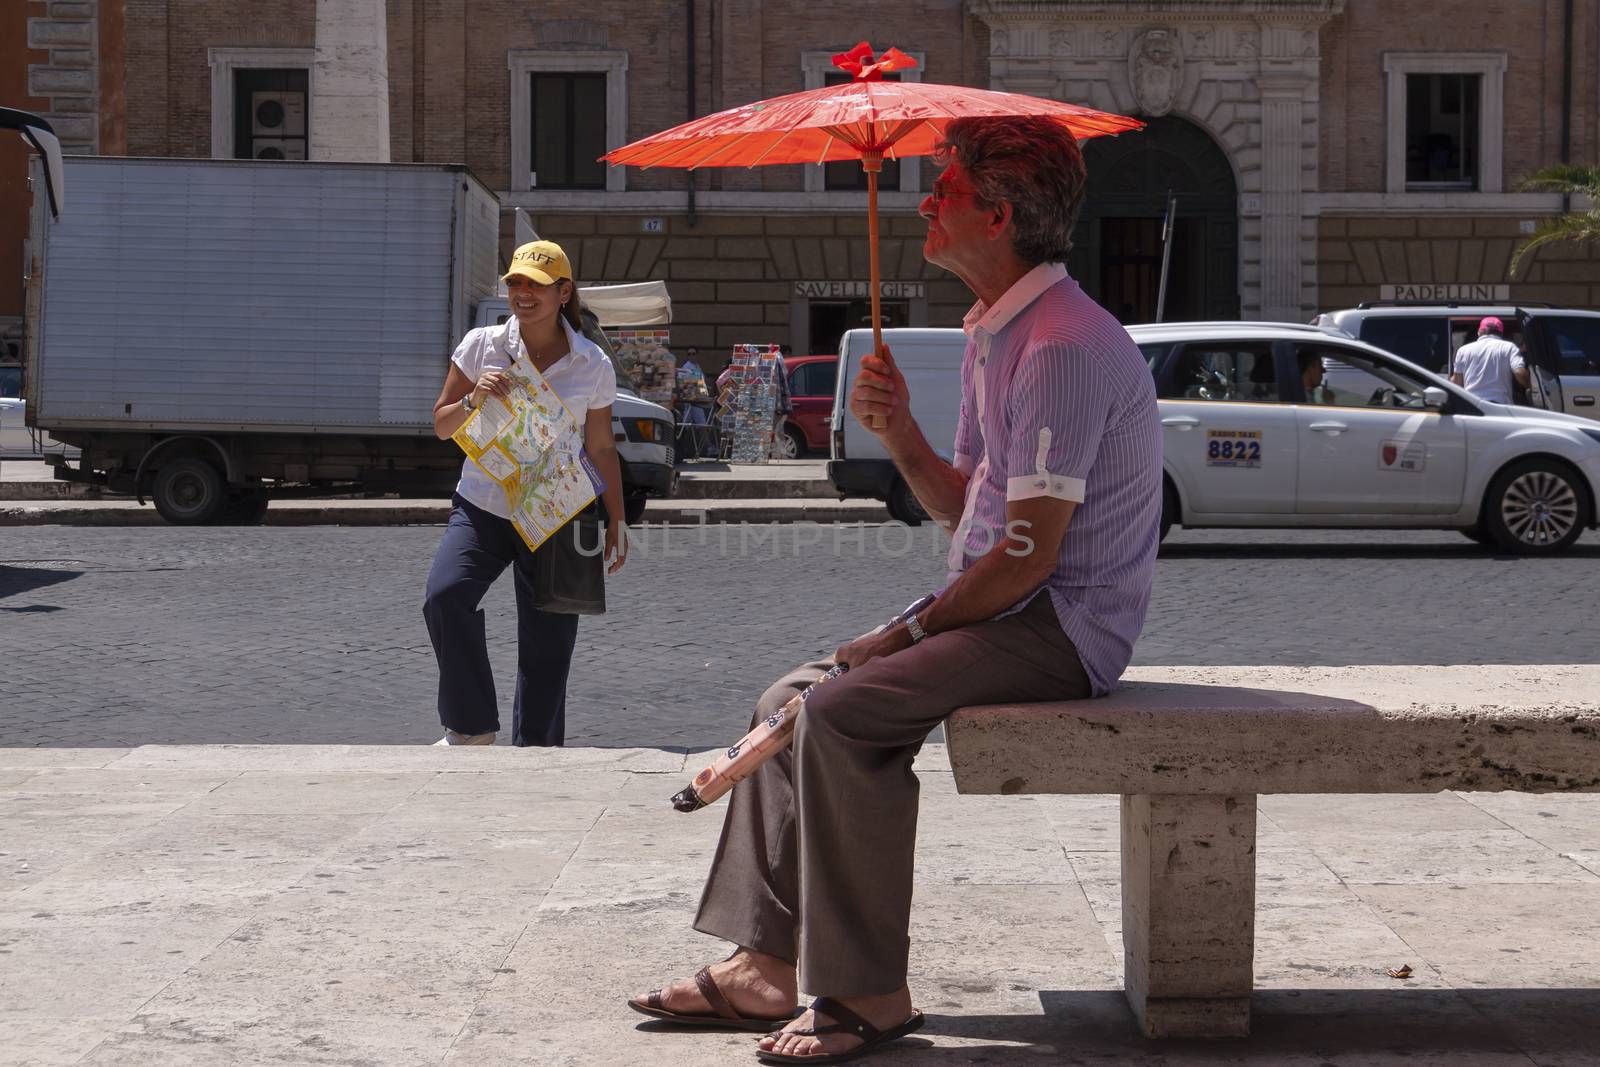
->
[[934, 116, 1089, 265]]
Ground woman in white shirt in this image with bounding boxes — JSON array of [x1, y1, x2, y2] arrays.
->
[[422, 240, 628, 746]]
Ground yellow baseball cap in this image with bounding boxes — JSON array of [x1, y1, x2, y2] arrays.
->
[[503, 240, 573, 286]]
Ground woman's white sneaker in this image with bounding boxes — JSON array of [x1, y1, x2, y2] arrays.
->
[[433, 730, 497, 746]]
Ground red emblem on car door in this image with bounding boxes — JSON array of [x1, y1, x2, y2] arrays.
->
[[1381, 444, 1397, 466]]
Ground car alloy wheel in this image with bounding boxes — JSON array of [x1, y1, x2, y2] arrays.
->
[[1484, 459, 1588, 554], [1500, 470, 1580, 546]]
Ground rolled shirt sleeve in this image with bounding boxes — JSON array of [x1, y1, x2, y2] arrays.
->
[[450, 327, 488, 380], [588, 355, 618, 409], [1003, 344, 1115, 504]]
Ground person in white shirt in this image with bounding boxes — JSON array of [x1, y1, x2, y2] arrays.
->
[[1450, 316, 1529, 405], [421, 240, 628, 747]]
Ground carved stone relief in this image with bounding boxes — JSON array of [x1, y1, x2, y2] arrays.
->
[[1129, 29, 1182, 117]]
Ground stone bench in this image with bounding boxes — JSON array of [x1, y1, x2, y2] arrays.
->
[[944, 665, 1600, 1040]]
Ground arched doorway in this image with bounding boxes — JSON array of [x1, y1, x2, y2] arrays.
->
[[1069, 115, 1240, 324]]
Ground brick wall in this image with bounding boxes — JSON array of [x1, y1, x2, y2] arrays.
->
[[126, 0, 316, 158], [118, 0, 987, 193], [1321, 0, 1598, 191], [1, 3, 51, 327]]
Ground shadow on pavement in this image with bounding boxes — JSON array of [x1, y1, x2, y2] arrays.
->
[[0, 564, 83, 599], [887, 987, 1600, 1062]]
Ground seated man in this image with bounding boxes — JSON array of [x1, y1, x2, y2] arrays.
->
[[1299, 351, 1335, 404], [628, 115, 1163, 1064]]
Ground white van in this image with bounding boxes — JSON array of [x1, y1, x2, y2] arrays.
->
[[827, 327, 968, 523]]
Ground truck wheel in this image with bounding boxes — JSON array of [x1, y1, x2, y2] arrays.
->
[[152, 457, 226, 525], [623, 496, 647, 524], [1482, 458, 1589, 555], [887, 476, 928, 526], [216, 488, 269, 525]]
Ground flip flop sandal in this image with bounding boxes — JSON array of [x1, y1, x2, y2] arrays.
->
[[629, 966, 797, 1032], [755, 996, 925, 1064]]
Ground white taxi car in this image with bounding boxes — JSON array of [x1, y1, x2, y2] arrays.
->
[[1135, 322, 1600, 554]]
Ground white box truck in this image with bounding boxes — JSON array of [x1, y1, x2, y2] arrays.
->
[[22, 155, 674, 523]]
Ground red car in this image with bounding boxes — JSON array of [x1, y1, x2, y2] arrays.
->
[[776, 354, 838, 458]]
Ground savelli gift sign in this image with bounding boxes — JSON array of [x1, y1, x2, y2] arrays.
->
[[794, 281, 925, 299]]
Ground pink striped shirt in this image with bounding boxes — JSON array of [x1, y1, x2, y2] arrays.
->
[[946, 262, 1162, 695]]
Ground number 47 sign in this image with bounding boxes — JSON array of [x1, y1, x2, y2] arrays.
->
[[1207, 429, 1263, 468]]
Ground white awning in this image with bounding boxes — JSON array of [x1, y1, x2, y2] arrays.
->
[[578, 280, 672, 327]]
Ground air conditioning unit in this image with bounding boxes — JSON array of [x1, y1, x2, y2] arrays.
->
[[252, 138, 306, 161], [251, 91, 306, 137]]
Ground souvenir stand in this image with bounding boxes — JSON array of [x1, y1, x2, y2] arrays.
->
[[718, 344, 781, 463]]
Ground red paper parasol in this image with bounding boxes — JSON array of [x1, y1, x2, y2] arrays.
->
[[604, 43, 1141, 421]]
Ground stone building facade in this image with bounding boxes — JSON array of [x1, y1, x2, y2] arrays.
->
[[982, 0, 1599, 323], [4, 0, 1598, 372], [110, 0, 986, 364]]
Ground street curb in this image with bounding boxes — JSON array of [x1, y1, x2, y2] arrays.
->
[[676, 478, 835, 500], [0, 500, 891, 527], [0, 483, 102, 501], [0, 478, 841, 502]]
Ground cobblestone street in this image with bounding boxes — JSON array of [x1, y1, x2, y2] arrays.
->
[[2, 523, 1597, 747]]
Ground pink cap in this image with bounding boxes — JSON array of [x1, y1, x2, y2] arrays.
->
[[1479, 316, 1504, 334]]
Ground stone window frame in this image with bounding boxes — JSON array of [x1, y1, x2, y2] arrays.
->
[[799, 51, 924, 196], [508, 50, 628, 194], [1382, 51, 1507, 195], [208, 47, 315, 160]]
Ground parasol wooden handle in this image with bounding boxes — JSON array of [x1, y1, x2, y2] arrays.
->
[[865, 151, 889, 431]]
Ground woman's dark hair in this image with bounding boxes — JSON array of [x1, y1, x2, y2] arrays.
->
[[934, 116, 1089, 265], [561, 279, 583, 334]]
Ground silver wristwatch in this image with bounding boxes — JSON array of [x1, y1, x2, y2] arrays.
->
[[905, 613, 927, 644], [461, 391, 477, 413]]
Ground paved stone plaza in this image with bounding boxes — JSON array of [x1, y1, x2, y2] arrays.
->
[[4, 527, 1599, 1064], [2, 524, 1597, 748], [2, 742, 1598, 1066]]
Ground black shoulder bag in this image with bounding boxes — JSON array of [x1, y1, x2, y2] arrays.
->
[[528, 505, 606, 615]]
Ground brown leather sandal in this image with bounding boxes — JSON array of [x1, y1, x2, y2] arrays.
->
[[756, 997, 925, 1064], [628, 966, 797, 1032]]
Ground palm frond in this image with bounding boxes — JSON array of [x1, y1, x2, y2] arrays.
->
[[1516, 163, 1600, 198], [1509, 215, 1600, 277]]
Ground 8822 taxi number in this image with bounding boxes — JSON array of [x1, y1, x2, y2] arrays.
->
[[1206, 430, 1262, 468]]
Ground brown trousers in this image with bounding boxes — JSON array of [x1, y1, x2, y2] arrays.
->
[[693, 593, 1092, 997]]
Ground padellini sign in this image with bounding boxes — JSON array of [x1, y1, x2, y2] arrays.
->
[[1379, 283, 1511, 302], [794, 280, 925, 299]]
